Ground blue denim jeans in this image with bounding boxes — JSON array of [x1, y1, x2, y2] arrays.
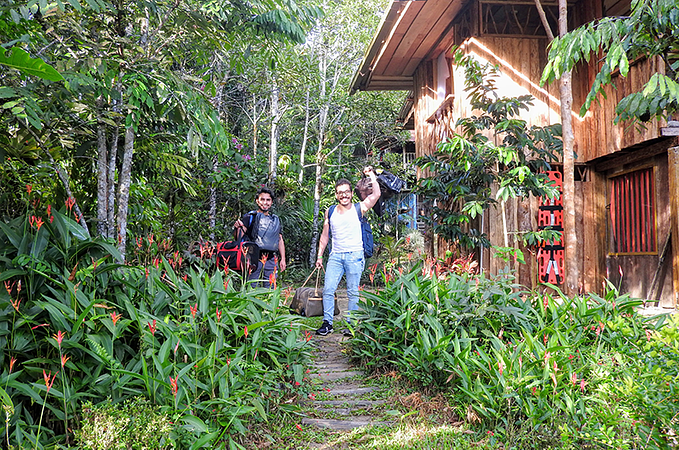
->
[[323, 250, 365, 324], [249, 254, 278, 288]]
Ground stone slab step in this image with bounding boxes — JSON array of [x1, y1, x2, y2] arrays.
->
[[326, 386, 376, 396], [311, 399, 386, 407], [302, 416, 386, 430], [311, 370, 363, 381]]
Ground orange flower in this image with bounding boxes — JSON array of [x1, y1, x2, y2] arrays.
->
[[244, 326, 248, 338], [260, 254, 269, 265], [169, 376, 178, 397], [61, 354, 70, 368], [9, 357, 17, 373], [190, 303, 197, 318], [216, 309, 222, 322], [10, 298, 20, 312], [110, 312, 122, 325], [53, 330, 65, 347], [148, 319, 157, 335], [65, 197, 76, 211], [26, 184, 32, 194], [43, 370, 58, 394]]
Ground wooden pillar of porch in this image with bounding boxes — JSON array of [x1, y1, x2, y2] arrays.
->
[[667, 146, 679, 308]]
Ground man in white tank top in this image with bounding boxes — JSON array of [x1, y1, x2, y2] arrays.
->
[[315, 167, 381, 336]]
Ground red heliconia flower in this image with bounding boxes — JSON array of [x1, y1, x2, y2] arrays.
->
[[182, 274, 188, 282], [110, 312, 122, 325], [145, 267, 150, 279], [49, 215, 54, 223], [405, 236, 411, 245], [153, 258, 160, 269], [148, 319, 157, 335], [216, 309, 222, 322], [137, 237, 143, 249], [46, 204, 51, 216], [53, 330, 65, 348], [260, 253, 268, 265], [296, 424, 302, 431], [17, 280, 22, 294], [498, 361, 504, 376], [61, 354, 70, 368], [169, 376, 178, 397], [65, 197, 76, 211], [29, 215, 36, 228], [580, 379, 588, 392], [4, 280, 12, 295], [9, 357, 17, 373], [244, 326, 248, 338], [531, 386, 537, 395], [43, 369, 58, 394], [190, 303, 198, 318], [570, 372, 578, 386], [31, 323, 48, 330], [26, 184, 32, 195], [269, 272, 276, 289], [10, 298, 20, 312], [148, 233, 154, 244], [35, 217, 44, 230]]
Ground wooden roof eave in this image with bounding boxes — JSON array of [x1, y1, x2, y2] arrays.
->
[[350, 1, 411, 95]]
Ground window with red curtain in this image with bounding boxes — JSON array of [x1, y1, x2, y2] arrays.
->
[[609, 168, 657, 254]]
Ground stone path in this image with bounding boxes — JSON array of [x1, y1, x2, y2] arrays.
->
[[300, 328, 394, 448]]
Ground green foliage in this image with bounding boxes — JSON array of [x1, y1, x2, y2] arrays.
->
[[0, 199, 313, 448], [351, 263, 677, 449], [416, 50, 562, 250], [541, 0, 679, 123], [76, 397, 174, 450], [0, 47, 63, 82]]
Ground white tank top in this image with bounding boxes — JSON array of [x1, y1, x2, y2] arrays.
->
[[330, 204, 363, 253]]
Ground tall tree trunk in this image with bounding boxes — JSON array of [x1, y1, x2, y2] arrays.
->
[[252, 92, 258, 158], [208, 156, 217, 241], [309, 53, 330, 266], [96, 100, 109, 238], [107, 126, 119, 240], [299, 88, 311, 184], [269, 77, 280, 181], [116, 126, 135, 262], [558, 0, 578, 294], [536, 0, 578, 293]]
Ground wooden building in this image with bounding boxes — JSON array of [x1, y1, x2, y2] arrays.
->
[[350, 0, 678, 307]]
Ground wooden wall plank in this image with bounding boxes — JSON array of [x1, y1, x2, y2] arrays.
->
[[667, 146, 679, 308]]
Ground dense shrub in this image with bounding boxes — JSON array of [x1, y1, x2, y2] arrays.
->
[[351, 262, 676, 449], [0, 206, 313, 449]]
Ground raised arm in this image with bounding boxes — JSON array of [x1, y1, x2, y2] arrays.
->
[[360, 167, 381, 214]]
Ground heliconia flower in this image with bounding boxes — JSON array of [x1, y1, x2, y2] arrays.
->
[[110, 312, 122, 325], [169, 376, 178, 397], [190, 303, 197, 318], [182, 274, 188, 282], [358, 285, 364, 291], [31, 323, 48, 330], [544, 351, 551, 363], [148, 234, 154, 244], [216, 309, 222, 322], [137, 237, 143, 248], [244, 326, 248, 338], [9, 357, 17, 373], [645, 329, 653, 341], [498, 361, 504, 376], [26, 184, 32, 194], [145, 267, 150, 279], [570, 372, 578, 385], [543, 334, 548, 345], [29, 215, 36, 228], [46, 204, 51, 216], [405, 236, 411, 245], [618, 265, 623, 278], [174, 341, 180, 354], [226, 357, 231, 366], [296, 424, 302, 431], [65, 197, 76, 211], [269, 272, 276, 289], [4, 280, 12, 295], [11, 298, 21, 312], [580, 379, 587, 392], [148, 319, 157, 335], [53, 330, 65, 347], [153, 258, 160, 269], [61, 354, 70, 368], [43, 370, 58, 394], [260, 254, 269, 265], [17, 280, 21, 294], [531, 386, 537, 395], [518, 356, 523, 369]]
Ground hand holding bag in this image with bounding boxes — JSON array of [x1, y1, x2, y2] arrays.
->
[[289, 268, 339, 317]]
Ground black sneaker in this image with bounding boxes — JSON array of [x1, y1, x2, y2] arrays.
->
[[316, 321, 333, 336]]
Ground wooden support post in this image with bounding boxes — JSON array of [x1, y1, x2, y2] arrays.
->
[[667, 147, 679, 308]]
